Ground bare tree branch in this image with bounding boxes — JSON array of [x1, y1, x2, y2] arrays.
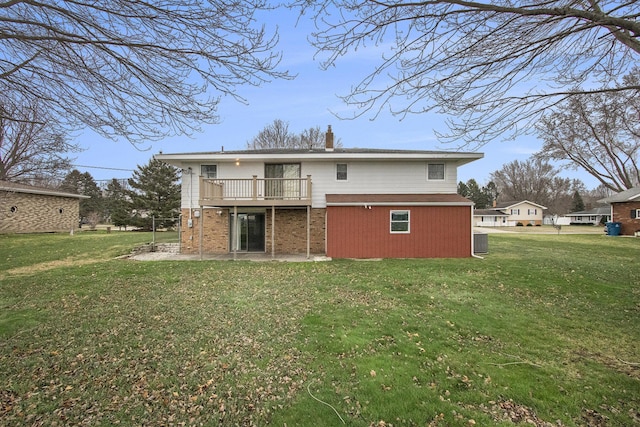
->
[[294, 0, 640, 146], [246, 120, 343, 149], [535, 70, 640, 192], [0, 0, 291, 143], [0, 100, 80, 183]]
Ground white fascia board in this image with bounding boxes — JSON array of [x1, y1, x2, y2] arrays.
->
[[155, 152, 484, 164]]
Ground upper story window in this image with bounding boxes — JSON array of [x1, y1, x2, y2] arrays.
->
[[390, 210, 410, 233], [511, 208, 520, 215], [427, 163, 445, 180], [201, 165, 217, 178], [528, 208, 537, 215], [336, 163, 348, 181]]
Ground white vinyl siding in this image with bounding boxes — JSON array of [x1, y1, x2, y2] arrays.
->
[[307, 160, 457, 207], [180, 159, 459, 209]]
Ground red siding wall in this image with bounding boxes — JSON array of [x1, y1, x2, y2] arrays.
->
[[326, 205, 472, 258]]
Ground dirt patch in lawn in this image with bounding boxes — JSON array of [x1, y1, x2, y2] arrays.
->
[[1, 257, 98, 278]]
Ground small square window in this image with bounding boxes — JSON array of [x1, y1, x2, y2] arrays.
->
[[201, 165, 217, 178], [390, 210, 410, 233], [336, 163, 348, 181], [427, 163, 445, 180]]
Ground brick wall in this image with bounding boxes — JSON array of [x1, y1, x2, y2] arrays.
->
[[180, 207, 326, 255], [613, 201, 640, 236], [180, 208, 229, 254], [0, 191, 80, 233], [266, 208, 325, 254]]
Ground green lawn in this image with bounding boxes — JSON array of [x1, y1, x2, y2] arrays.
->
[[1, 232, 638, 426]]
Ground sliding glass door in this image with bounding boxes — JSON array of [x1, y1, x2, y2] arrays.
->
[[230, 213, 265, 252], [265, 163, 300, 199]]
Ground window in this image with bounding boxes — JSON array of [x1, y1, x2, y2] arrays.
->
[[201, 165, 217, 178], [632, 209, 640, 219], [336, 163, 348, 181], [427, 163, 445, 180], [528, 208, 537, 215], [511, 209, 520, 215], [390, 210, 410, 233]]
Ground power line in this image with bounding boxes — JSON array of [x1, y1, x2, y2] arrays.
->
[[72, 164, 134, 172]]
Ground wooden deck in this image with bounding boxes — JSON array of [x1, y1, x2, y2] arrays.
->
[[199, 176, 312, 206]]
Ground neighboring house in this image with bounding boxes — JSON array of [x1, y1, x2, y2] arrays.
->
[[472, 209, 510, 227], [474, 200, 547, 226], [155, 127, 483, 258], [564, 206, 611, 225], [0, 180, 89, 234], [598, 186, 640, 236]]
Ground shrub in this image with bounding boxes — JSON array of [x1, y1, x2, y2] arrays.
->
[[516, 222, 523, 226]]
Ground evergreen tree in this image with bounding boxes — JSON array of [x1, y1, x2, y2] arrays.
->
[[60, 169, 103, 224], [104, 179, 131, 229], [458, 179, 493, 208], [128, 159, 180, 230], [570, 191, 586, 213], [484, 181, 499, 207], [457, 181, 469, 198]]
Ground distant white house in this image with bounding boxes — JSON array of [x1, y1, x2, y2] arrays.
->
[[474, 200, 547, 227], [564, 206, 611, 225]]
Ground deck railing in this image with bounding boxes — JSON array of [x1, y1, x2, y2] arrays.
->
[[200, 175, 312, 205]]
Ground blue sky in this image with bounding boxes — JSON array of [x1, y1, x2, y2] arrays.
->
[[70, 7, 599, 189]]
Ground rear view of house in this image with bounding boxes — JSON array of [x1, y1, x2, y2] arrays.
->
[[155, 127, 483, 258]]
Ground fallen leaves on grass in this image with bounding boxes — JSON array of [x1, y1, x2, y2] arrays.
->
[[0, 264, 316, 426]]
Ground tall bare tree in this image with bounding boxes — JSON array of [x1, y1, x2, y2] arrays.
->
[[0, 100, 79, 183], [247, 120, 342, 149], [295, 1, 640, 145], [490, 158, 586, 214], [247, 119, 298, 149], [1, 1, 290, 143], [535, 69, 640, 192]]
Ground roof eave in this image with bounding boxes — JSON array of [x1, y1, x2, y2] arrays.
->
[[1, 186, 90, 199], [155, 151, 484, 164]]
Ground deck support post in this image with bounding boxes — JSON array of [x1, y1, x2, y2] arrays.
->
[[233, 205, 238, 261], [199, 206, 204, 261], [306, 206, 311, 259], [271, 205, 275, 259]]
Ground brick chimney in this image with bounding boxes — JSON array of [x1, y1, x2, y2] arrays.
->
[[325, 125, 334, 151]]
